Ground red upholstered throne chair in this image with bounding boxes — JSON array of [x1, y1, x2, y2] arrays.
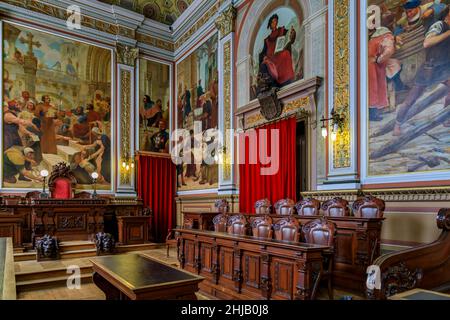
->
[[48, 163, 77, 199]]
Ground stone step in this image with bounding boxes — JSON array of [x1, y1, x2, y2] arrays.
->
[[16, 265, 93, 282], [14, 242, 164, 261], [16, 274, 93, 292]]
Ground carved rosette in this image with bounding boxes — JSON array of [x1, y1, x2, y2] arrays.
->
[[333, 0, 351, 168], [215, 6, 237, 39], [120, 69, 131, 185], [116, 44, 138, 67]]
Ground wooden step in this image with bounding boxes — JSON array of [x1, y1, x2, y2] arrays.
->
[[14, 252, 37, 262], [116, 243, 165, 253], [59, 241, 96, 252], [16, 274, 93, 292], [16, 265, 93, 282]]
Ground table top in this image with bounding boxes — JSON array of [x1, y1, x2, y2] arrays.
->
[[175, 228, 331, 251], [90, 254, 203, 291], [389, 288, 450, 300]]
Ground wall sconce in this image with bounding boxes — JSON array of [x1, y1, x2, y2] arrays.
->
[[121, 153, 135, 172], [40, 169, 49, 199], [91, 172, 99, 199], [320, 108, 345, 141]]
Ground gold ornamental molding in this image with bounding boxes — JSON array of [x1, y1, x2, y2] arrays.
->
[[302, 186, 450, 202], [116, 44, 139, 67], [175, 0, 221, 50], [332, 0, 351, 169], [136, 33, 175, 51], [223, 40, 232, 180], [119, 69, 131, 185], [1, 0, 135, 39], [215, 5, 237, 39]]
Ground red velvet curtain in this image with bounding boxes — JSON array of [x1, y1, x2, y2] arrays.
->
[[137, 154, 176, 243], [239, 117, 297, 213]]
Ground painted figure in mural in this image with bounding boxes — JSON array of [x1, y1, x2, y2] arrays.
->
[[199, 135, 218, 186], [148, 120, 170, 153], [86, 103, 101, 123], [185, 129, 198, 180], [35, 95, 58, 154], [143, 95, 163, 128], [258, 14, 297, 88], [182, 86, 192, 120], [394, 5, 450, 135], [176, 135, 187, 187], [394, 0, 447, 36], [3, 147, 41, 183], [368, 27, 397, 121], [196, 80, 204, 108], [81, 127, 111, 184]]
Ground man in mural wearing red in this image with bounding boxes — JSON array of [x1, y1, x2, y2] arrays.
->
[[259, 14, 296, 87]]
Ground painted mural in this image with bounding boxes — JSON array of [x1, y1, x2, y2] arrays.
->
[[2, 22, 112, 190], [250, 5, 304, 100], [176, 33, 218, 191], [138, 58, 170, 154], [367, 0, 450, 176]]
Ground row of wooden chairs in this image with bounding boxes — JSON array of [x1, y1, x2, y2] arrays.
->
[[213, 213, 335, 299], [253, 196, 385, 218]]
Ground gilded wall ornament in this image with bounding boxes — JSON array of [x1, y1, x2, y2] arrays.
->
[[215, 6, 237, 39], [120, 70, 131, 185], [223, 40, 232, 180], [333, 0, 351, 169], [116, 44, 139, 67]]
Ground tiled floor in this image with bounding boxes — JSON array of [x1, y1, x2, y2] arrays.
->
[[15, 247, 364, 300]]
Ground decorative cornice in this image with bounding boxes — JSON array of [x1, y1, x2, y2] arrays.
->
[[215, 5, 236, 39], [116, 44, 139, 66], [174, 0, 221, 50], [302, 186, 450, 202]]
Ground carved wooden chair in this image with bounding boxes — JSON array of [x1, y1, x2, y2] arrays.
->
[[295, 198, 321, 216], [213, 213, 229, 233], [227, 214, 249, 236], [255, 198, 272, 214], [251, 215, 273, 239], [25, 191, 42, 199], [322, 197, 350, 217], [48, 162, 77, 199], [302, 217, 337, 300], [215, 199, 229, 214], [352, 195, 385, 218], [274, 199, 295, 215], [273, 217, 300, 242], [74, 191, 92, 199], [165, 229, 177, 258]]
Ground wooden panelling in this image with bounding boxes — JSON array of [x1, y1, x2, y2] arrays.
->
[[176, 228, 328, 300]]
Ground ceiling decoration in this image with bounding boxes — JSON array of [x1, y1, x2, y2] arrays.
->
[[98, 0, 194, 25]]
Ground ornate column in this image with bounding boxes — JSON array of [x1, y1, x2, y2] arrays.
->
[[320, 0, 359, 190], [215, 5, 237, 195], [116, 44, 138, 196]]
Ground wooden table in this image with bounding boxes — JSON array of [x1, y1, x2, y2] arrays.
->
[[90, 253, 204, 300], [0, 238, 16, 300], [389, 288, 450, 300]]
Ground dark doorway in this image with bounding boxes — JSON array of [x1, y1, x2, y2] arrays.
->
[[296, 120, 307, 195]]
